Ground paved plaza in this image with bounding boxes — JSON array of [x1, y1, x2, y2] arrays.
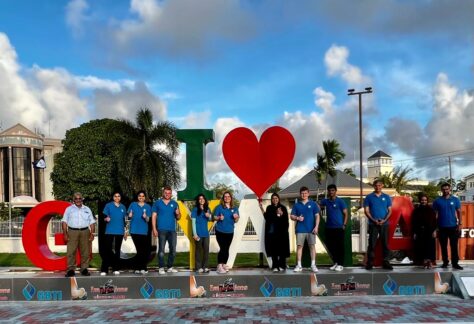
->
[[0, 295, 473, 323]]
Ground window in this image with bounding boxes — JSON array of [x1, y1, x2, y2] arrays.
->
[[12, 147, 32, 197], [460, 196, 465, 201]]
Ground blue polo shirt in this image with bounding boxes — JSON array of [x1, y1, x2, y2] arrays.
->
[[152, 199, 179, 232], [364, 192, 392, 225], [213, 205, 239, 234], [191, 207, 212, 238], [128, 202, 151, 235], [291, 199, 320, 233], [320, 197, 347, 228], [103, 202, 127, 235], [433, 196, 461, 228]]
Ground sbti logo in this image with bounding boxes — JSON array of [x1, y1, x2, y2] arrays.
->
[[383, 276, 425, 295], [260, 277, 302, 297], [22, 281, 63, 301]]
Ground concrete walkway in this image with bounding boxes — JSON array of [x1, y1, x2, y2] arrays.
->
[[1, 295, 473, 323]]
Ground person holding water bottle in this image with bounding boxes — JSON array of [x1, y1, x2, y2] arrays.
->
[[100, 192, 127, 276], [128, 191, 152, 274], [213, 191, 239, 274], [191, 193, 213, 273]]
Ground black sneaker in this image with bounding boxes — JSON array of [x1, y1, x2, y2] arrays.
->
[[383, 262, 393, 270], [365, 264, 373, 270], [441, 263, 449, 269], [65, 270, 75, 277], [453, 264, 464, 270], [81, 269, 90, 276]]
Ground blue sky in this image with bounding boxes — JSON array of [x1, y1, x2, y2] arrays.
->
[[0, 0, 473, 193]]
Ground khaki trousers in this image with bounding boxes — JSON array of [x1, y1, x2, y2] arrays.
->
[[67, 229, 91, 271]]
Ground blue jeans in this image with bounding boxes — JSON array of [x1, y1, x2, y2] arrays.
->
[[158, 230, 177, 268]]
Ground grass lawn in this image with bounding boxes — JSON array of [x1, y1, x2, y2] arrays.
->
[[0, 252, 364, 268]]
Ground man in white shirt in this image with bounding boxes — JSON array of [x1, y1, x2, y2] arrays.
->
[[62, 192, 96, 277]]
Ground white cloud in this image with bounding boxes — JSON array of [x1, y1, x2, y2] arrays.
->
[[0, 32, 167, 137], [65, 0, 89, 37], [324, 45, 371, 87], [104, 0, 256, 59], [74, 75, 135, 92], [92, 81, 167, 120], [384, 73, 474, 179]]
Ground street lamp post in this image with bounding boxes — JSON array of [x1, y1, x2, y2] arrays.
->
[[347, 87, 373, 208]]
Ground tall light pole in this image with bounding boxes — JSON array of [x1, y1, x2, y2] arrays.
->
[[347, 87, 372, 208]]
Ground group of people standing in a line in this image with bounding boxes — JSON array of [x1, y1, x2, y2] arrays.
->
[[61, 180, 463, 277]]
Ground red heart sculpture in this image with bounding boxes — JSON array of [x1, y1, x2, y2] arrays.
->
[[222, 126, 296, 198]]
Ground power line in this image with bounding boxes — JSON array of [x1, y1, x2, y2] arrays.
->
[[393, 148, 474, 163]]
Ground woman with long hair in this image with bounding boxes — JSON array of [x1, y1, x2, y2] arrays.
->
[[259, 193, 290, 272], [412, 193, 437, 269], [191, 193, 212, 273], [127, 191, 152, 274], [213, 191, 239, 274]]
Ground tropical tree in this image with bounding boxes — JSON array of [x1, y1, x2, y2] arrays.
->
[[116, 108, 180, 200], [209, 183, 240, 206], [51, 119, 128, 213], [378, 166, 413, 194], [343, 168, 356, 178], [315, 139, 346, 198]]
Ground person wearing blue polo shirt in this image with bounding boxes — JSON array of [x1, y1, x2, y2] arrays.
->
[[152, 186, 181, 275], [433, 183, 463, 270], [128, 191, 152, 274], [213, 191, 239, 274], [100, 192, 127, 276], [320, 184, 347, 272], [290, 186, 320, 273], [191, 193, 213, 273], [364, 179, 393, 270]]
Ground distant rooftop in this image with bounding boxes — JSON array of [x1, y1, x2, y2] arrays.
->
[[368, 150, 391, 159]]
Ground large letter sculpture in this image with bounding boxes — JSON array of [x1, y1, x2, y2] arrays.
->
[[374, 196, 414, 266], [22, 201, 71, 271]]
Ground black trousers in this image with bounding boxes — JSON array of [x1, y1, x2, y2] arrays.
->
[[438, 226, 460, 265], [216, 230, 234, 264], [271, 255, 287, 269], [325, 227, 345, 265], [367, 224, 390, 264], [101, 234, 123, 272], [195, 236, 210, 269], [131, 233, 150, 271]]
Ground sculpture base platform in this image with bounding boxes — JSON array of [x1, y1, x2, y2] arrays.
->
[[0, 266, 464, 301]]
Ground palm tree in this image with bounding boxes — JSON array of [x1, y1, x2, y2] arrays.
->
[[321, 140, 346, 198], [116, 108, 180, 199], [378, 166, 413, 194], [343, 168, 356, 178]]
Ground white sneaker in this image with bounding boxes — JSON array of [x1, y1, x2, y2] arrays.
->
[[293, 265, 303, 272], [100, 272, 107, 276], [329, 264, 338, 271], [279, 267, 286, 272], [216, 265, 227, 274], [113, 271, 120, 275], [223, 264, 230, 272], [134, 270, 140, 274], [335, 265, 343, 272], [198, 268, 204, 273], [140, 270, 148, 275], [159, 268, 166, 275], [167, 267, 178, 273], [273, 268, 279, 272], [311, 265, 319, 273]]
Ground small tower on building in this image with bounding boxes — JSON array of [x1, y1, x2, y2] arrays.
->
[[367, 150, 393, 183]]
